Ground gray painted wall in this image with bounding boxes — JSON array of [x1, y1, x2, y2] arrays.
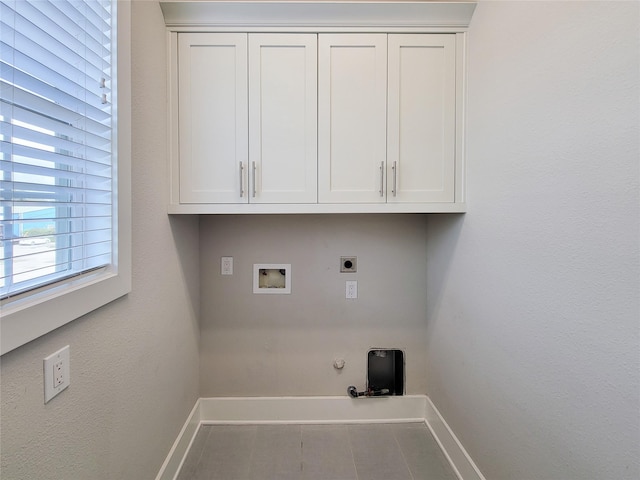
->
[[0, 2, 201, 479], [426, 2, 639, 480], [199, 214, 429, 396]]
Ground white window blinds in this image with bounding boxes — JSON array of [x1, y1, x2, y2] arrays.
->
[[0, 0, 115, 299]]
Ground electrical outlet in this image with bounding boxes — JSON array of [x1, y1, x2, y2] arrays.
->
[[44, 345, 70, 403], [340, 256, 357, 273], [346, 280, 358, 299], [221, 256, 233, 275], [53, 359, 64, 387]]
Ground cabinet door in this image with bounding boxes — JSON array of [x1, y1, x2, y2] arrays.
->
[[318, 34, 387, 203], [178, 33, 248, 203], [248, 34, 317, 204], [387, 34, 456, 203]]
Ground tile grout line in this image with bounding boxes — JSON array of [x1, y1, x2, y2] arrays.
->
[[299, 425, 304, 476], [393, 425, 416, 480], [190, 424, 212, 480], [245, 425, 259, 479], [346, 425, 361, 480]]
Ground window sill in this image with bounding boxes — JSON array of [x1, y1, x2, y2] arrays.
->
[[1, 267, 131, 355]]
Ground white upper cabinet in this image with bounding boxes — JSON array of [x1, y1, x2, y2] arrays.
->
[[178, 33, 247, 204], [249, 34, 317, 204], [318, 34, 387, 204], [387, 34, 456, 203], [163, 1, 476, 214], [318, 33, 457, 205], [178, 33, 317, 204]]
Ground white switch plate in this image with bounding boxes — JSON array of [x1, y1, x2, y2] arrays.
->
[[44, 345, 70, 403], [346, 280, 358, 299], [221, 256, 233, 275]]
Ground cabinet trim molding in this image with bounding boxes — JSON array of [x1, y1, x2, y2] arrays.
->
[[167, 203, 466, 215], [160, 1, 476, 31]]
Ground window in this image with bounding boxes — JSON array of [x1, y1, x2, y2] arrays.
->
[[0, 0, 131, 355]]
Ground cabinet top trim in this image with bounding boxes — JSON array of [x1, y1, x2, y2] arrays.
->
[[159, 1, 476, 30]]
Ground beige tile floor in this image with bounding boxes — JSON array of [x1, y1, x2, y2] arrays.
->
[[177, 422, 458, 480]]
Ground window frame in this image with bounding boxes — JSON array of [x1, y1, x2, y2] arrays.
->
[[0, 0, 131, 355]]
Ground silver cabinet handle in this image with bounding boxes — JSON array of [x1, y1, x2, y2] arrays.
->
[[252, 161, 257, 198], [239, 162, 245, 197], [379, 161, 384, 196], [392, 161, 397, 197]]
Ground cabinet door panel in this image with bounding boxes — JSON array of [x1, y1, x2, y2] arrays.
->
[[249, 34, 317, 203], [387, 34, 456, 203], [318, 34, 387, 203], [178, 33, 248, 203]]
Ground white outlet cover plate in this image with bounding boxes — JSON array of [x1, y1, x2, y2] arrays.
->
[[221, 256, 233, 275], [44, 345, 70, 403], [346, 280, 358, 299]]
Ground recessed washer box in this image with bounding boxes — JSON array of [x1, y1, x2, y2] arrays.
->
[[368, 349, 404, 396], [253, 264, 291, 294]]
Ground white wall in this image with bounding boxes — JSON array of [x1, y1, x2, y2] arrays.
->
[[0, 2, 200, 479], [426, 2, 639, 479], [199, 214, 429, 396]]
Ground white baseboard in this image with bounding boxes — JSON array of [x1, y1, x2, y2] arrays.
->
[[425, 396, 487, 480], [156, 395, 484, 480], [155, 399, 202, 480], [198, 395, 427, 424]]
